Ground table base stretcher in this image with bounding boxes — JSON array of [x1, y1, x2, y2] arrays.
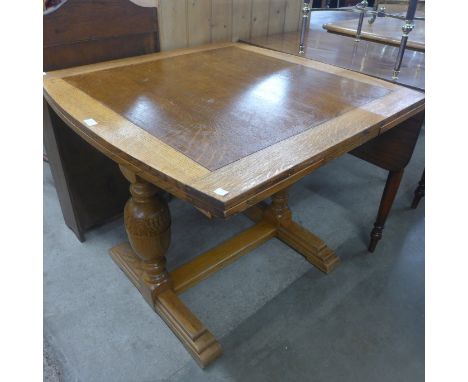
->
[[110, 167, 339, 367]]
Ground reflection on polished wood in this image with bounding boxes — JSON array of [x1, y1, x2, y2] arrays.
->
[[44, 43, 424, 218], [44, 43, 424, 367], [65, 46, 390, 171], [245, 11, 424, 90], [323, 17, 425, 52]]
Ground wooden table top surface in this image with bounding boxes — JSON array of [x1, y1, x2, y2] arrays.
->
[[44, 43, 424, 218], [323, 16, 425, 52]]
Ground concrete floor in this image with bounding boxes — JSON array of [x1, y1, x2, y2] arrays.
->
[[44, 127, 424, 381]]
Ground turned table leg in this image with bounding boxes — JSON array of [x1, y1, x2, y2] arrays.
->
[[262, 189, 340, 273], [110, 166, 222, 367], [369, 169, 404, 252], [123, 172, 172, 302], [411, 170, 425, 209]]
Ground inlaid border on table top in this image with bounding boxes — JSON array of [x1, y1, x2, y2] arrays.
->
[[43, 42, 425, 218]]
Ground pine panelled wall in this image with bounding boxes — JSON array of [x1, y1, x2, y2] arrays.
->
[[156, 0, 303, 51], [44, 0, 303, 52]]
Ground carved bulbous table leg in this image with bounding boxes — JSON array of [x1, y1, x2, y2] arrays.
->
[[110, 166, 222, 368], [263, 189, 292, 226], [124, 178, 172, 303]]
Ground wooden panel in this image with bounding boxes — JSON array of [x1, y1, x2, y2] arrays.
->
[[65, 46, 391, 171], [159, 0, 188, 51], [232, 0, 252, 40], [44, 0, 159, 71], [158, 0, 302, 50], [43, 0, 157, 47], [43, 0, 160, 241], [251, 0, 270, 37], [44, 34, 157, 71], [284, 0, 301, 32], [268, 0, 287, 35], [187, 0, 212, 47], [211, 0, 233, 42]]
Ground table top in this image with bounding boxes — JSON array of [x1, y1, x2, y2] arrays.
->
[[44, 43, 424, 218], [323, 17, 425, 52]]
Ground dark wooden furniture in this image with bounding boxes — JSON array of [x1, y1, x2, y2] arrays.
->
[[411, 170, 424, 208], [43, 0, 160, 241], [350, 113, 424, 250], [44, 42, 424, 367], [245, 10, 425, 251]]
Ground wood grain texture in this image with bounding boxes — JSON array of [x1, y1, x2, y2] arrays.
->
[[44, 42, 424, 218], [111, 170, 222, 367], [350, 111, 424, 171], [232, 0, 253, 40], [44, 0, 159, 71], [110, 185, 338, 366], [323, 17, 425, 52], [170, 221, 276, 293], [211, 0, 233, 42], [268, 0, 287, 35], [157, 0, 303, 50], [187, 0, 212, 47], [284, 0, 302, 32], [64, 46, 391, 171], [251, 0, 270, 37], [159, 0, 188, 51]]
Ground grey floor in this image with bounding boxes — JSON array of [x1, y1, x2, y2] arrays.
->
[[44, 129, 424, 382]]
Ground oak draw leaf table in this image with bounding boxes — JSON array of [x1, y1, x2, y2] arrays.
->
[[43, 42, 425, 367]]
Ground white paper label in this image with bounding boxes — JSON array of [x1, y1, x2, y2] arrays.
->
[[214, 188, 229, 196], [83, 118, 98, 127]]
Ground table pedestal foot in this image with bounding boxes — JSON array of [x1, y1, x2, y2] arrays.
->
[[276, 222, 340, 273], [111, 175, 337, 367], [248, 189, 340, 273], [112, 167, 222, 367], [110, 244, 222, 368]]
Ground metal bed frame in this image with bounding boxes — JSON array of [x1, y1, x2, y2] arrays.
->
[[299, 0, 424, 80]]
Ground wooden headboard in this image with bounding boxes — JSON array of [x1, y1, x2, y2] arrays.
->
[[43, 0, 160, 71], [43, 0, 160, 242]]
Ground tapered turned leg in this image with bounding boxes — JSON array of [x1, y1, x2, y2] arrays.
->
[[262, 189, 340, 273], [369, 169, 404, 252], [110, 166, 222, 367], [411, 170, 425, 209]]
